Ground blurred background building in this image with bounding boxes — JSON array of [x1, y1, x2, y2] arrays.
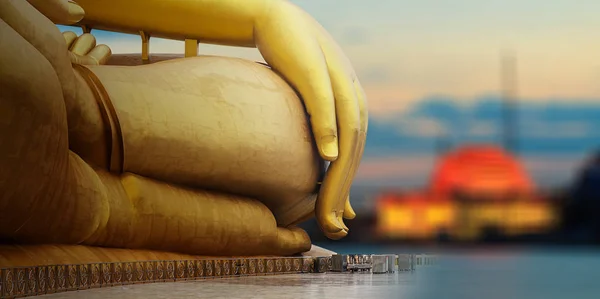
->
[[376, 144, 558, 242]]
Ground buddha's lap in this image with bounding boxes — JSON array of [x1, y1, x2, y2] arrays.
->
[[0, 34, 315, 254], [1, 148, 311, 255], [72, 56, 322, 225]]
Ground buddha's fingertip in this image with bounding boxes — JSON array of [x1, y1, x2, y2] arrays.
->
[[67, 1, 85, 23], [319, 135, 338, 161]]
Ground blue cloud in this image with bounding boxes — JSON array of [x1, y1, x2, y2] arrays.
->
[[409, 95, 466, 124], [365, 96, 600, 158]]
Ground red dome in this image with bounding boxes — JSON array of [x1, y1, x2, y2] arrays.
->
[[429, 144, 534, 197]]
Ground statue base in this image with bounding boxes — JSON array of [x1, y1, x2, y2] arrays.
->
[[0, 244, 334, 298]]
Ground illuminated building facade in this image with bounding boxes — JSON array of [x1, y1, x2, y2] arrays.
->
[[376, 145, 558, 241]]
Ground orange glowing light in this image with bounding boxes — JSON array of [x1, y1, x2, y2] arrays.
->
[[430, 144, 534, 197]]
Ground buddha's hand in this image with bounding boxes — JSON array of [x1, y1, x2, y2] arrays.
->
[[26, 0, 111, 65], [255, 1, 368, 239], [63, 31, 111, 65]]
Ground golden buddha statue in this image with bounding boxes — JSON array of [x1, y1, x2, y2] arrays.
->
[[0, 0, 368, 261]]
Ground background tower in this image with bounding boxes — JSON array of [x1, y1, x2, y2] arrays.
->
[[501, 50, 519, 155]]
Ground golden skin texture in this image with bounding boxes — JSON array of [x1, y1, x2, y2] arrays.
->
[[66, 0, 369, 238], [0, 0, 367, 259]]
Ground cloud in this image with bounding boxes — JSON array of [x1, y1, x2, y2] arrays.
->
[[409, 96, 466, 124], [462, 120, 594, 140], [396, 117, 447, 138], [364, 96, 600, 161], [521, 121, 592, 139]]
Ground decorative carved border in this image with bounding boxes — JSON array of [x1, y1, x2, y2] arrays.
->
[[0, 257, 316, 298]]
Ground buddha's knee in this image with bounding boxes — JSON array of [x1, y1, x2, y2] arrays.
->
[[0, 22, 109, 244], [0, 151, 110, 244]]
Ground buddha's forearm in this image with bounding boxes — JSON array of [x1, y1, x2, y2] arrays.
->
[[73, 0, 284, 47]]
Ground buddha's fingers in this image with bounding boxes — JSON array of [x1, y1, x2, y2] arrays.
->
[[86, 44, 111, 65], [27, 0, 84, 25], [63, 32, 111, 65], [69, 33, 96, 56], [343, 79, 368, 220], [63, 31, 77, 48], [255, 1, 339, 161], [313, 31, 361, 239], [68, 43, 111, 65], [343, 195, 356, 220], [308, 19, 362, 230]]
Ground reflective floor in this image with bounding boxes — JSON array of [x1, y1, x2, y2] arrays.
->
[[38, 248, 600, 299], [39, 272, 420, 298]]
